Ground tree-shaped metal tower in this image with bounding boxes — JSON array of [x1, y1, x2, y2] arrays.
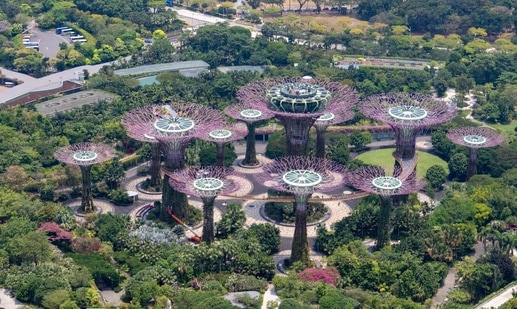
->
[[196, 122, 248, 166], [55, 143, 116, 213], [167, 166, 239, 244], [313, 104, 356, 158], [238, 77, 357, 156], [446, 126, 504, 180], [224, 102, 275, 166], [122, 103, 224, 221], [348, 166, 425, 249], [122, 113, 162, 188], [360, 93, 456, 160], [256, 156, 346, 265]]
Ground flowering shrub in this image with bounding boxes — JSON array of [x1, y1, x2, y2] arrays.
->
[[38, 222, 73, 242], [128, 223, 181, 245], [297, 267, 340, 286]]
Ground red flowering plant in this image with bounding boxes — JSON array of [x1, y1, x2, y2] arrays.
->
[[296, 267, 340, 286]]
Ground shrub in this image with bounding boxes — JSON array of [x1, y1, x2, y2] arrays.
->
[[297, 268, 340, 286], [66, 253, 121, 289], [224, 274, 268, 292], [109, 188, 133, 206]]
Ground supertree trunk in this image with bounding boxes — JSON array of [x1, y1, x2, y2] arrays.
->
[[150, 143, 162, 188], [201, 196, 216, 244], [376, 196, 394, 250], [80, 165, 95, 213], [315, 126, 327, 158], [279, 116, 315, 156], [291, 194, 311, 266], [215, 143, 225, 167], [394, 127, 419, 159], [467, 148, 478, 181], [243, 123, 258, 166], [161, 144, 189, 221]]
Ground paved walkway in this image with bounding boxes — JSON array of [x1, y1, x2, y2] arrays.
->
[[0, 289, 23, 309], [261, 285, 281, 309], [476, 283, 517, 309]]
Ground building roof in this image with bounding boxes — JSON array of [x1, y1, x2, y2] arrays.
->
[[114, 61, 210, 76]]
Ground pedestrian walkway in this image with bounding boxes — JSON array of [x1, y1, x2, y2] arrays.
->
[[475, 283, 517, 309], [261, 284, 281, 309]]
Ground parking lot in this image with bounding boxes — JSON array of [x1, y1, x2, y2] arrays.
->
[[26, 28, 70, 59]]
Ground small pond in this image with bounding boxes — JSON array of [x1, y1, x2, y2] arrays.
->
[[138, 75, 159, 86]]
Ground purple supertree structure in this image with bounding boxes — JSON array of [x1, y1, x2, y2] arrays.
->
[[196, 122, 248, 166], [446, 127, 504, 180], [360, 93, 457, 160], [55, 143, 116, 213], [255, 156, 346, 265], [122, 103, 225, 221], [313, 104, 356, 158], [348, 166, 425, 249], [122, 114, 162, 189], [238, 76, 357, 156], [167, 166, 238, 244], [224, 102, 275, 166]]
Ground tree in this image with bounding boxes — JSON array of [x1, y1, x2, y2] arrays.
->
[[103, 157, 125, 190], [448, 153, 468, 181], [349, 131, 372, 150], [425, 165, 448, 190], [215, 203, 246, 238], [8, 231, 53, 265]]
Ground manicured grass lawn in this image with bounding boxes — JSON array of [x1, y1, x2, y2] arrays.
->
[[492, 121, 517, 135], [355, 148, 449, 177]]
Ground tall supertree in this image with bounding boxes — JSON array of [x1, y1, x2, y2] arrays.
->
[[348, 166, 425, 249], [313, 106, 356, 158], [122, 103, 224, 221], [167, 166, 238, 244], [446, 127, 504, 180], [238, 77, 357, 156], [360, 93, 456, 160], [196, 122, 248, 166], [122, 114, 162, 189], [55, 143, 116, 213], [255, 156, 346, 266], [224, 102, 275, 166]]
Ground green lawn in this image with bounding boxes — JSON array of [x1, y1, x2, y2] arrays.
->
[[492, 121, 517, 135], [355, 148, 449, 177]]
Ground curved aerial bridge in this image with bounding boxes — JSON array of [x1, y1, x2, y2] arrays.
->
[[220, 191, 370, 202], [393, 153, 418, 182]]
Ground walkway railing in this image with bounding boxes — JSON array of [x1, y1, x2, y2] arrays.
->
[[220, 191, 369, 202]]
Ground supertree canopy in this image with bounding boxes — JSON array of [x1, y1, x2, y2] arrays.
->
[[55, 143, 116, 213], [360, 93, 456, 160], [122, 112, 162, 189], [167, 166, 238, 244], [348, 165, 425, 249], [224, 102, 275, 166], [238, 77, 357, 156], [196, 122, 248, 166], [122, 103, 225, 221], [446, 126, 504, 180], [255, 156, 346, 265]]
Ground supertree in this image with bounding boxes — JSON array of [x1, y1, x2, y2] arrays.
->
[[446, 126, 504, 180], [255, 156, 346, 265], [55, 143, 116, 213], [122, 114, 162, 189], [121, 103, 225, 221], [224, 102, 275, 166], [238, 77, 357, 156], [348, 166, 425, 249], [196, 122, 248, 166], [313, 105, 355, 158], [360, 93, 456, 160], [167, 166, 238, 244]]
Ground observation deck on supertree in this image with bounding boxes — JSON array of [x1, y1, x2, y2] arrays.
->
[[54, 143, 116, 213], [446, 126, 504, 180], [121, 103, 225, 221], [238, 76, 357, 156], [122, 112, 162, 189], [224, 102, 275, 167], [348, 165, 425, 249], [360, 93, 456, 167], [196, 122, 248, 166], [255, 156, 347, 265], [167, 166, 239, 244]]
